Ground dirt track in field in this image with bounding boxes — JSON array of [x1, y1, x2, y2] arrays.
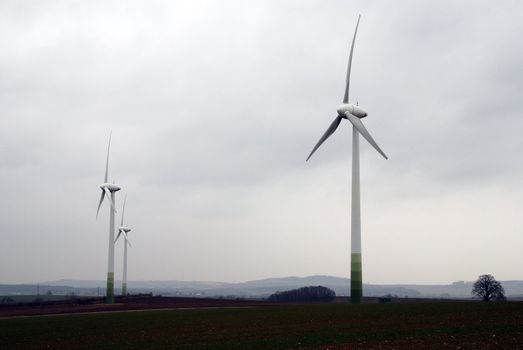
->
[[0, 296, 272, 318]]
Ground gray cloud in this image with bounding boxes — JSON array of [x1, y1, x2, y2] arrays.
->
[[1, 0, 523, 285]]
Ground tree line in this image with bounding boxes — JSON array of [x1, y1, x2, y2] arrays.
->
[[267, 286, 336, 302]]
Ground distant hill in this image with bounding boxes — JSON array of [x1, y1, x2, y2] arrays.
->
[[3, 276, 523, 299]]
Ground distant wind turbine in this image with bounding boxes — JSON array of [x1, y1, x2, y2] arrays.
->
[[96, 132, 121, 304], [306, 15, 388, 304], [115, 194, 132, 296]]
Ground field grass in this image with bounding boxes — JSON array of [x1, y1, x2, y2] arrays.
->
[[1, 302, 523, 349]]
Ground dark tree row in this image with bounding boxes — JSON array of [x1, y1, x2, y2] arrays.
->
[[267, 286, 335, 302]]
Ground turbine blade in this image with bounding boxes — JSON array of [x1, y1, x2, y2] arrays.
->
[[342, 14, 361, 104], [306, 116, 342, 161], [121, 194, 127, 227], [115, 230, 122, 243], [123, 232, 132, 247], [96, 190, 105, 219], [104, 131, 112, 183], [344, 112, 388, 159], [104, 187, 117, 213]]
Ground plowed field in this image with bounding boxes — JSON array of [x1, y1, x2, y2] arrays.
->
[[1, 301, 523, 349]]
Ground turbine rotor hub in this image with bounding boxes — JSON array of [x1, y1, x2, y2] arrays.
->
[[337, 103, 368, 119], [100, 183, 121, 192]]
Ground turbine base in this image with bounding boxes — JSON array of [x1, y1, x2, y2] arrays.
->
[[351, 253, 362, 304], [106, 272, 114, 304]]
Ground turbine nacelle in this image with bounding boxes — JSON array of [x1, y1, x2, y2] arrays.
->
[[337, 103, 367, 119], [100, 183, 121, 192], [118, 226, 131, 233]]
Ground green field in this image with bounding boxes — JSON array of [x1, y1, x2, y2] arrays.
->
[[2, 302, 523, 349]]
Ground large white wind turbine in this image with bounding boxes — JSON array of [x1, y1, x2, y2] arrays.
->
[[115, 194, 132, 296], [96, 132, 121, 304], [306, 15, 387, 304]]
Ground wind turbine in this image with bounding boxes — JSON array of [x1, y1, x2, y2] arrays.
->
[[115, 194, 132, 296], [306, 15, 387, 304], [96, 132, 121, 304]]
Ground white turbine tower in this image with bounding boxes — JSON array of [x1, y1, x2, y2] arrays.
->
[[96, 132, 121, 304], [115, 194, 132, 296], [306, 15, 387, 304]]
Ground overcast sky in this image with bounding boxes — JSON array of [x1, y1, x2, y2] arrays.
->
[[1, 0, 523, 285]]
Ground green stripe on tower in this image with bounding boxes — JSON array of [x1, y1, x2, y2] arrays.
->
[[106, 272, 114, 304], [351, 253, 362, 304]]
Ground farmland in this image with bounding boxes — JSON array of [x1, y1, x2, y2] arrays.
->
[[2, 301, 523, 349]]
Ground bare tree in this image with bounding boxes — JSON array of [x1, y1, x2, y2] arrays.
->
[[472, 274, 505, 302]]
